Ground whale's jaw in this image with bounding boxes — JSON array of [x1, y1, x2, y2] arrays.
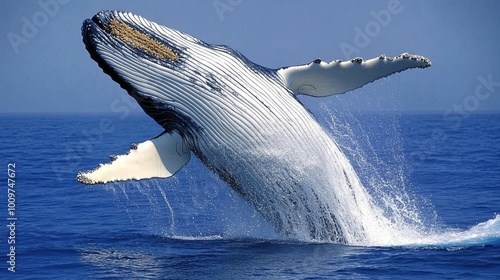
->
[[81, 11, 193, 134]]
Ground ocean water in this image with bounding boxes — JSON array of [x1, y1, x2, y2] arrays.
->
[[1, 109, 499, 279]]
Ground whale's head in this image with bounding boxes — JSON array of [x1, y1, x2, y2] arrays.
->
[[82, 10, 252, 135]]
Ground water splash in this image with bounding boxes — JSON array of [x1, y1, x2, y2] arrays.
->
[[315, 101, 499, 247], [401, 214, 500, 249], [101, 162, 276, 240]]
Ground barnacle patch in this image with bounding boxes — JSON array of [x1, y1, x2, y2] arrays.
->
[[105, 19, 178, 60]]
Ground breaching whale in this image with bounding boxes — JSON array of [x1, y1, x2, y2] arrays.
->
[[78, 11, 431, 243]]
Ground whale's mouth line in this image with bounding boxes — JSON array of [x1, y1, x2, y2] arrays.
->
[[82, 15, 132, 94], [81, 11, 195, 142], [81, 11, 181, 94]]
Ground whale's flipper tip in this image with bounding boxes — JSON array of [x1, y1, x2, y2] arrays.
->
[[76, 171, 96, 185], [395, 52, 432, 68]]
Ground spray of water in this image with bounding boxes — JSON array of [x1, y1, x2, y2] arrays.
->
[[314, 99, 500, 247], [317, 103, 429, 245]]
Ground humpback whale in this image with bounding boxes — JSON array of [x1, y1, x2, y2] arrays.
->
[[78, 11, 431, 243]]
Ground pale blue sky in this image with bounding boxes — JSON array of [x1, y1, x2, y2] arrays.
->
[[1, 0, 499, 113]]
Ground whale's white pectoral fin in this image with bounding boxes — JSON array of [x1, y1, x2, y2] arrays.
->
[[77, 131, 191, 185], [278, 53, 431, 96]]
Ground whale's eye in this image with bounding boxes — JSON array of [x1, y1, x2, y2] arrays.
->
[[105, 19, 178, 61]]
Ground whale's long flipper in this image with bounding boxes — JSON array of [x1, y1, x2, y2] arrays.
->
[[77, 131, 191, 185], [278, 53, 431, 96]]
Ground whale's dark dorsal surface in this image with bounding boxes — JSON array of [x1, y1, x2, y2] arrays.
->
[[78, 11, 431, 243]]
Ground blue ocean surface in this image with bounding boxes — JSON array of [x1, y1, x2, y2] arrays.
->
[[0, 109, 499, 279]]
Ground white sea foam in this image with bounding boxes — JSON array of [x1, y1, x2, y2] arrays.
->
[[401, 214, 500, 248]]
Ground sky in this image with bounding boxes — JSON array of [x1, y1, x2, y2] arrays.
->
[[1, 0, 499, 114]]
